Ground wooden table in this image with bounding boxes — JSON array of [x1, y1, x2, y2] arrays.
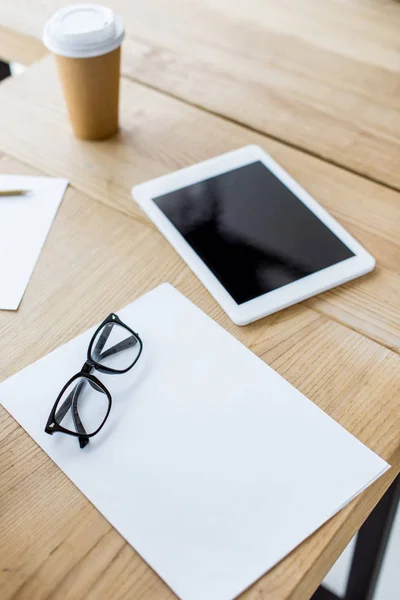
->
[[0, 2, 399, 599]]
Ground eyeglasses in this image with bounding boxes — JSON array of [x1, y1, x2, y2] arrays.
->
[[45, 313, 143, 449]]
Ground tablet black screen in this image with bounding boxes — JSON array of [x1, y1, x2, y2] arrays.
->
[[154, 161, 354, 305]]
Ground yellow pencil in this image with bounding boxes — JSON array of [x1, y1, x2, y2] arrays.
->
[[0, 189, 32, 197]]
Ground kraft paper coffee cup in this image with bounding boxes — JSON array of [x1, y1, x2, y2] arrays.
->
[[43, 4, 125, 140]]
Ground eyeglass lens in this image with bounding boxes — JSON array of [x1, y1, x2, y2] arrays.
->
[[91, 321, 140, 371], [54, 376, 109, 435]]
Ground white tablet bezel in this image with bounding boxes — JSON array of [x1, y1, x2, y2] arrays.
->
[[132, 145, 375, 325]]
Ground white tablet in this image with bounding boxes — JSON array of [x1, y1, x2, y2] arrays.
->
[[132, 145, 375, 325]]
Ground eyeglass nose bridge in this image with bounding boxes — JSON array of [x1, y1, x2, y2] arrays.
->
[[81, 360, 94, 374]]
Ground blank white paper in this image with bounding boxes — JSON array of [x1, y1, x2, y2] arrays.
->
[[0, 284, 389, 600], [0, 175, 68, 310]]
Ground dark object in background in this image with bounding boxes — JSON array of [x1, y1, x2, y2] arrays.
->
[[313, 474, 400, 600], [0, 61, 11, 82]]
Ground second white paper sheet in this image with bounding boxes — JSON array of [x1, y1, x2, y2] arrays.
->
[[0, 284, 389, 600], [0, 175, 68, 310]]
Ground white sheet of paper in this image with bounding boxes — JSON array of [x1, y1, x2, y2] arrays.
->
[[0, 284, 389, 600], [0, 175, 68, 310]]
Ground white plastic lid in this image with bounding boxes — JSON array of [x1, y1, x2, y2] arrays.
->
[[43, 4, 125, 58]]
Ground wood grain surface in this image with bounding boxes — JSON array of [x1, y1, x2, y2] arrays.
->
[[0, 25, 46, 65], [0, 0, 399, 188], [0, 57, 398, 353], [0, 2, 399, 598], [0, 155, 399, 600]]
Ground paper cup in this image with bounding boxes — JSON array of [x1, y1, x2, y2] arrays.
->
[[43, 4, 125, 140]]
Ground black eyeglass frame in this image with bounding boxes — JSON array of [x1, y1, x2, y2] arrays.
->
[[45, 313, 143, 448]]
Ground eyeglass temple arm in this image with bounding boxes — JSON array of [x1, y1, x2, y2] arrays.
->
[[92, 323, 113, 358], [96, 335, 138, 360], [92, 322, 138, 361], [54, 379, 89, 448], [71, 383, 89, 449]]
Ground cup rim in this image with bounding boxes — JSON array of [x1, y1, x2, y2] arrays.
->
[[43, 3, 125, 58]]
